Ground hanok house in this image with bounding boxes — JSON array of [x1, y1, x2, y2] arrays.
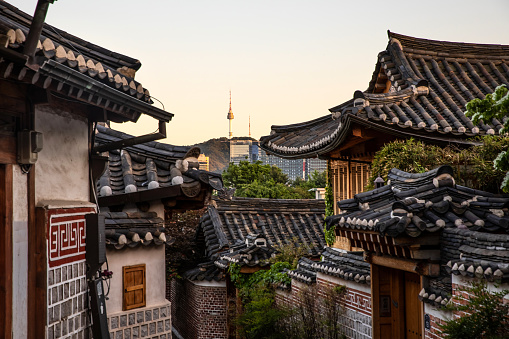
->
[[94, 125, 223, 338], [171, 197, 327, 339], [279, 165, 509, 339], [0, 1, 177, 338], [260, 31, 509, 215]]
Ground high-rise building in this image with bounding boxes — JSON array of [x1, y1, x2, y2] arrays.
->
[[198, 154, 210, 172], [229, 140, 259, 165], [258, 152, 326, 181]]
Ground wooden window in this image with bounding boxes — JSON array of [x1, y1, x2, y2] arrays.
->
[[123, 264, 146, 310]]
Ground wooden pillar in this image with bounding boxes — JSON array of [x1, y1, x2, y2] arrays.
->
[[0, 164, 13, 339], [347, 157, 351, 199]]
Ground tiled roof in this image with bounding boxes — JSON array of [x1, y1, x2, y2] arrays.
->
[[182, 262, 224, 282], [197, 197, 326, 261], [283, 247, 370, 288], [0, 1, 171, 122], [96, 126, 223, 201], [260, 32, 509, 158], [326, 165, 509, 238], [103, 211, 169, 249], [215, 235, 275, 269]]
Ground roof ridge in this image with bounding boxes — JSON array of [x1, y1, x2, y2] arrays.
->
[[388, 31, 509, 58]]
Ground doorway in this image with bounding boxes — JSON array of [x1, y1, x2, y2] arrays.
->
[[372, 265, 423, 338]]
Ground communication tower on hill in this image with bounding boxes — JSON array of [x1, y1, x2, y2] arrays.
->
[[226, 91, 234, 139]]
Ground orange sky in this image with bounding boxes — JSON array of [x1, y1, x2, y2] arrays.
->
[[13, 0, 509, 146]]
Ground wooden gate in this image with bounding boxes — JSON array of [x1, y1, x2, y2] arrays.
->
[[372, 265, 423, 338]]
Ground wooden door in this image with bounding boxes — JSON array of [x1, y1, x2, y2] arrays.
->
[[404, 272, 423, 338], [372, 265, 423, 339]]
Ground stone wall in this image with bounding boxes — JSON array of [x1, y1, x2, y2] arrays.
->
[[171, 279, 227, 339], [107, 303, 171, 339], [275, 274, 372, 339], [47, 260, 90, 338]]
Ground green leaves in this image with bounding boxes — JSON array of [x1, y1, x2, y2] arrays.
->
[[441, 281, 509, 338], [223, 160, 322, 199]]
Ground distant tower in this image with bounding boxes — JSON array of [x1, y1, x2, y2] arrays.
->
[[227, 91, 234, 139], [249, 115, 251, 138]]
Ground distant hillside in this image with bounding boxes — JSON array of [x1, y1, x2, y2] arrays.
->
[[194, 137, 257, 174]]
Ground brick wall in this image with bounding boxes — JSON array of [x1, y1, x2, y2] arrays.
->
[[107, 303, 171, 339], [275, 275, 372, 339], [171, 279, 227, 339], [47, 260, 90, 338]]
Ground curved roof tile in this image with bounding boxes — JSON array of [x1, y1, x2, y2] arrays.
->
[[260, 32, 509, 158]]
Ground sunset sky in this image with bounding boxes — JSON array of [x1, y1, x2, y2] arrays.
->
[[12, 0, 509, 146]]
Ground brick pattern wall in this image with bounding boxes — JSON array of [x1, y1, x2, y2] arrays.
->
[[108, 303, 171, 339], [425, 313, 448, 339], [275, 278, 372, 339], [47, 260, 90, 338], [171, 279, 227, 339]]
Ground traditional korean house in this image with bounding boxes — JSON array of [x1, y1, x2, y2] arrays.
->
[[260, 32, 509, 214], [94, 126, 223, 338], [0, 1, 184, 338], [171, 197, 326, 339], [278, 165, 509, 339]]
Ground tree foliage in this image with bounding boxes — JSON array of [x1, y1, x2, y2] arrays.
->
[[223, 161, 325, 199], [466, 84, 509, 192], [441, 281, 509, 339], [366, 137, 509, 194]]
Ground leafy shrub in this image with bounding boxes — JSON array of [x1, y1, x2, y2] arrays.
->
[[441, 281, 509, 339]]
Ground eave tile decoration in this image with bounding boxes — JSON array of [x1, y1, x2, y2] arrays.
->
[[325, 164, 509, 307], [96, 125, 223, 199], [215, 233, 276, 269], [326, 165, 509, 238], [280, 247, 370, 290], [0, 1, 172, 122], [260, 31, 509, 158], [199, 197, 326, 261], [104, 211, 169, 249]]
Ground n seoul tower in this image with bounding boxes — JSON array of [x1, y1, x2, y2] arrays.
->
[[227, 91, 234, 139]]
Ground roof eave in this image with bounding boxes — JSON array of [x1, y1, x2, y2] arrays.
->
[[39, 59, 173, 122]]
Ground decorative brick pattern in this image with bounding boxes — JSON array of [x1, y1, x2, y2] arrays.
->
[[276, 277, 372, 339], [47, 260, 90, 338], [108, 303, 171, 339], [171, 279, 227, 339]]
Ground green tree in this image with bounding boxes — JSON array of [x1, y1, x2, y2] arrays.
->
[[223, 161, 322, 199], [441, 281, 509, 339], [466, 84, 509, 192]]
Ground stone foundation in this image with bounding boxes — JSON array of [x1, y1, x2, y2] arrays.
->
[[108, 302, 171, 339]]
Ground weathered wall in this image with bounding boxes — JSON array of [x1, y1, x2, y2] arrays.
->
[[171, 279, 227, 339], [105, 246, 167, 314], [275, 274, 372, 339], [12, 165, 28, 339], [35, 105, 89, 204]]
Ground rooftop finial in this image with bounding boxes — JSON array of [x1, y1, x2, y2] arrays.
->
[[249, 115, 251, 138]]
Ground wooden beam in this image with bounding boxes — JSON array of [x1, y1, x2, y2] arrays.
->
[[366, 254, 440, 277], [0, 164, 13, 339]]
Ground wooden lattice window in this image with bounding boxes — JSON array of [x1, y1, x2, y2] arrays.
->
[[123, 264, 146, 310]]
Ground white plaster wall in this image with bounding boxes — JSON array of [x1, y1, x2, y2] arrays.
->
[[12, 165, 28, 339], [34, 105, 89, 204], [104, 246, 167, 314]]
